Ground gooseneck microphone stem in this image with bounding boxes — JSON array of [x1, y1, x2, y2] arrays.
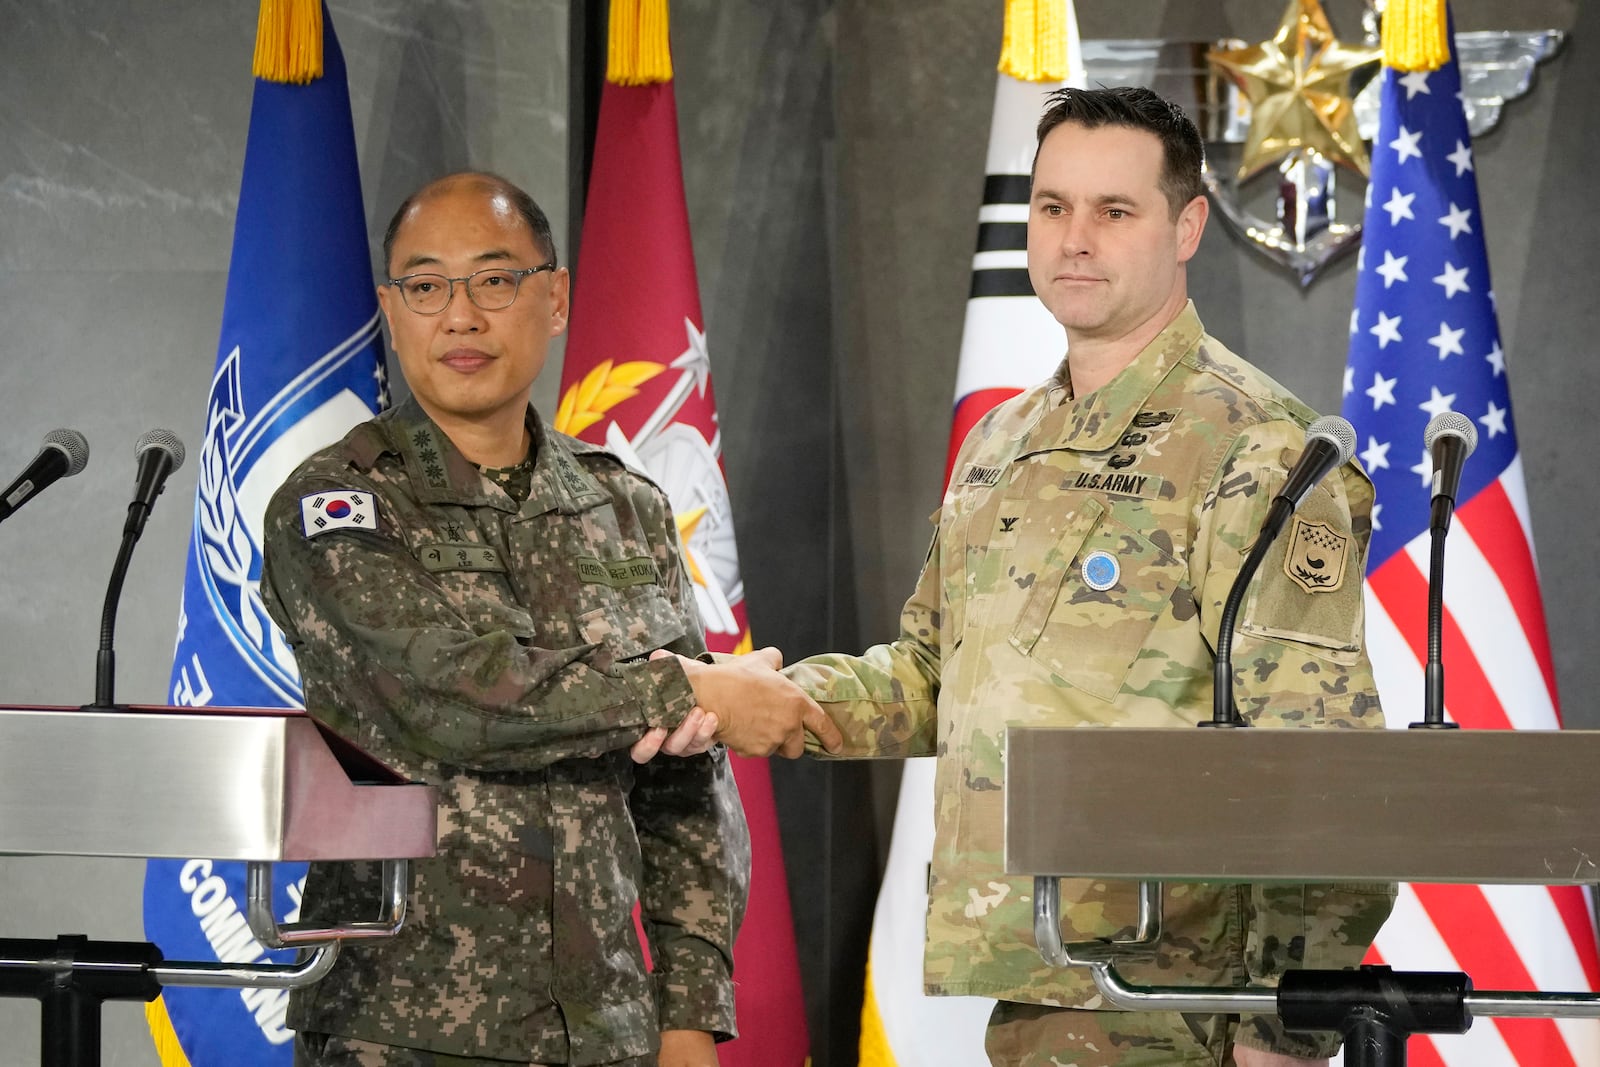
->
[[93, 526, 142, 708], [87, 429, 186, 711], [1210, 496, 1295, 727], [1416, 523, 1455, 730], [1412, 412, 1475, 731]]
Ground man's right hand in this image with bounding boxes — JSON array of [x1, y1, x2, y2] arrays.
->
[[677, 647, 844, 758]]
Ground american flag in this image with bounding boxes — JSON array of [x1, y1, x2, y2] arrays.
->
[[1341, 33, 1600, 1067]]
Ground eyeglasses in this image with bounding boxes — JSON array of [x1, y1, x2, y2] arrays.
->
[[385, 263, 557, 315]]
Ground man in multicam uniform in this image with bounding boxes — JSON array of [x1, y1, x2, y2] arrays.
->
[[779, 87, 1394, 1065], [261, 172, 840, 1067]]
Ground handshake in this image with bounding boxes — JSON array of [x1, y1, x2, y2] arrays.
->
[[631, 648, 845, 763]]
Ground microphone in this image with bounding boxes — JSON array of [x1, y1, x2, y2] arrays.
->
[[1424, 411, 1478, 535], [1210, 415, 1357, 726], [92, 430, 187, 708], [0, 429, 90, 525], [1269, 415, 1359, 530], [123, 429, 187, 540], [1416, 411, 1478, 730]]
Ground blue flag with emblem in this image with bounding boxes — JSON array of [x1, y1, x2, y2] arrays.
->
[[142, 5, 385, 1063]]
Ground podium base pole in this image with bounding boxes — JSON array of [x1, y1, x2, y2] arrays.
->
[[1280, 965, 1473, 1067], [0, 935, 165, 1067]]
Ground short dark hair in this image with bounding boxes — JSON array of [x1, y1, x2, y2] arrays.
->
[[1033, 86, 1206, 219], [382, 171, 557, 274]]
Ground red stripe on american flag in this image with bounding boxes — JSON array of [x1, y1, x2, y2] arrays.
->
[[1550, 885, 1600, 990], [1366, 552, 1514, 728], [1411, 884, 1579, 1067], [946, 388, 1022, 485], [1455, 480, 1562, 719]]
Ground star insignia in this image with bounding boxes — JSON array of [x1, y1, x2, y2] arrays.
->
[[674, 505, 711, 588], [1206, 0, 1381, 181]]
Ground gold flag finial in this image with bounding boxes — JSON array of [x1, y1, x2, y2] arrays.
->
[[1381, 0, 1450, 72], [252, 0, 323, 84], [609, 0, 674, 86], [999, 0, 1071, 83]]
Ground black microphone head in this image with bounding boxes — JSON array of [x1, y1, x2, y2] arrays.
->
[[42, 428, 90, 477], [1423, 410, 1478, 457], [1305, 414, 1357, 465], [135, 428, 186, 472]]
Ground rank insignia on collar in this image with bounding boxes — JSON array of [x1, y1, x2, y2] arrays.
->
[[1283, 515, 1347, 593], [300, 491, 378, 538]]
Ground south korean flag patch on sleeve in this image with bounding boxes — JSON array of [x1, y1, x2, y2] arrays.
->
[[300, 491, 379, 538]]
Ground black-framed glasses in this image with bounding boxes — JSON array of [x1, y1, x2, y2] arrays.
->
[[385, 263, 557, 314]]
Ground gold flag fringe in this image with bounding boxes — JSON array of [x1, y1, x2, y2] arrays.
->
[[253, 0, 324, 84], [999, 0, 1070, 83], [1381, 0, 1450, 72], [144, 996, 196, 1067], [608, 0, 673, 86]]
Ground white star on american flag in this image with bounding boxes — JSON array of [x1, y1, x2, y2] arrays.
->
[[1370, 311, 1403, 349], [1419, 386, 1458, 418], [1446, 140, 1474, 176], [1480, 400, 1508, 438], [1428, 321, 1466, 359], [1376, 250, 1410, 288], [1439, 202, 1473, 238], [1432, 262, 1470, 298], [1390, 125, 1424, 163], [1360, 436, 1392, 471], [1410, 449, 1433, 487], [1383, 188, 1416, 225], [1366, 371, 1398, 409], [1398, 71, 1431, 99], [1486, 342, 1506, 376]]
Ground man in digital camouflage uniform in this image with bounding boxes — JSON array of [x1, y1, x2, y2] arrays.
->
[[261, 172, 839, 1067], [779, 87, 1396, 1065]]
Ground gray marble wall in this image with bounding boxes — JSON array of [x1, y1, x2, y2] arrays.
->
[[2, 0, 1596, 1064]]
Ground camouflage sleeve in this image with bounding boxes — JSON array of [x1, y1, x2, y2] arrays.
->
[[628, 482, 750, 1038], [785, 523, 943, 759], [260, 478, 697, 772], [1193, 419, 1396, 1057]]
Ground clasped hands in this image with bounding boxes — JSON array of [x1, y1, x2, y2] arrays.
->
[[630, 647, 844, 763]]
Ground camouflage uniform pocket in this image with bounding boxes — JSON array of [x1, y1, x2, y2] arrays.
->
[[1010, 499, 1184, 702]]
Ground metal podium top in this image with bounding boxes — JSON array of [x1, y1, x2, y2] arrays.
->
[[0, 704, 437, 862], [1005, 726, 1600, 885]]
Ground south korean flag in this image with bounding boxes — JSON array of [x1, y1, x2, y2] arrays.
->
[[300, 490, 378, 538]]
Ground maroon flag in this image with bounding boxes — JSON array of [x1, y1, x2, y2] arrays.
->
[[555, 7, 809, 1062]]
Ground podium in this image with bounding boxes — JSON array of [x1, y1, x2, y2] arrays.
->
[[0, 704, 438, 1067], [1005, 726, 1600, 1064]]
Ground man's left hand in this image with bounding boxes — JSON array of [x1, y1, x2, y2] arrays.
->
[[658, 1028, 719, 1067], [1234, 1048, 1328, 1067]]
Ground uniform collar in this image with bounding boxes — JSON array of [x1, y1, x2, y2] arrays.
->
[[379, 397, 607, 515], [1023, 301, 1204, 455]]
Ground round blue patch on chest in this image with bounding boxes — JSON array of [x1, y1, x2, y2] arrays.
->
[[1081, 549, 1120, 591]]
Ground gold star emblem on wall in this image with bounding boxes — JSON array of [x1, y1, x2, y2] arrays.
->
[[1207, 0, 1381, 181]]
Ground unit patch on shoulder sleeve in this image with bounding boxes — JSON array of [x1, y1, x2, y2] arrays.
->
[[1283, 515, 1348, 594], [300, 491, 379, 538]]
